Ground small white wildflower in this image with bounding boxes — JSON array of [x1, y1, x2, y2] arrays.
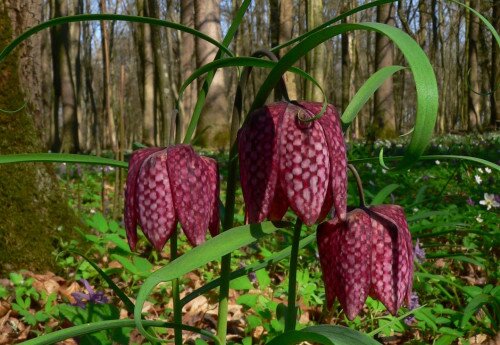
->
[[435, 160, 440, 165], [476, 214, 483, 223], [371, 169, 377, 174], [475, 175, 482, 184], [413, 207, 419, 213], [478, 168, 484, 174], [382, 169, 387, 174], [366, 163, 373, 168], [485, 167, 492, 174], [479, 193, 500, 211], [90, 208, 96, 214]]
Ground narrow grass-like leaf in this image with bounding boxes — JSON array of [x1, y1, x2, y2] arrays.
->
[[370, 184, 400, 205], [368, 306, 424, 336], [181, 233, 316, 307], [251, 23, 438, 169], [266, 325, 380, 345], [179, 57, 324, 105], [0, 14, 232, 65], [182, 0, 250, 144], [349, 154, 500, 172], [0, 153, 127, 168], [342, 66, 406, 125], [134, 221, 281, 342], [21, 319, 220, 345], [460, 294, 500, 328]]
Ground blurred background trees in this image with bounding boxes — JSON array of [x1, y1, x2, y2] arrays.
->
[[6, 0, 500, 151]]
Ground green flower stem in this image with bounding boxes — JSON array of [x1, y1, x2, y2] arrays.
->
[[170, 231, 182, 345], [285, 218, 303, 331]]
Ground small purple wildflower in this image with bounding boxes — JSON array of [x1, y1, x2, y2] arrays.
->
[[404, 292, 420, 325], [413, 239, 426, 264], [422, 175, 430, 181], [466, 197, 475, 206], [71, 279, 108, 309]]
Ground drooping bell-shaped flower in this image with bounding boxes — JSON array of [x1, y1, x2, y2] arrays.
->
[[238, 101, 347, 226], [316, 205, 413, 320], [124, 145, 219, 251]]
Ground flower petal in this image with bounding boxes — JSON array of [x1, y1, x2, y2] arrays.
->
[[137, 150, 176, 251], [278, 103, 330, 226], [201, 156, 220, 237], [315, 104, 347, 221], [238, 103, 286, 223], [369, 205, 412, 314], [268, 182, 289, 221], [317, 210, 372, 320], [167, 145, 214, 246], [317, 219, 342, 309], [371, 205, 413, 306], [124, 147, 162, 250]]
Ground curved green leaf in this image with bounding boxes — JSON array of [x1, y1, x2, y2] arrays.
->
[[0, 14, 232, 64], [266, 325, 380, 345], [182, 0, 251, 144], [21, 319, 220, 345], [181, 233, 316, 307], [134, 221, 282, 342], [0, 153, 127, 168], [342, 66, 406, 125], [179, 57, 324, 104], [252, 23, 438, 169], [370, 184, 399, 205]]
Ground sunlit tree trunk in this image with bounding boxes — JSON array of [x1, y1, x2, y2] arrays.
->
[[373, 3, 396, 138], [491, 1, 500, 129], [467, 0, 481, 131], [179, 0, 197, 142], [100, 0, 117, 150], [194, 0, 230, 147], [305, 0, 325, 102]]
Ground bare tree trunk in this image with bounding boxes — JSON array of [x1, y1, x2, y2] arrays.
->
[[305, 0, 326, 102], [50, 0, 79, 152], [491, 1, 500, 129], [467, 0, 481, 131], [179, 0, 197, 142], [373, 3, 396, 138], [148, 0, 173, 146], [0, 1, 82, 273], [194, 0, 230, 147], [136, 0, 155, 146], [279, 0, 298, 100], [100, 0, 117, 150]]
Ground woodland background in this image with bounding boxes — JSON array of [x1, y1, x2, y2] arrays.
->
[[3, 0, 500, 154]]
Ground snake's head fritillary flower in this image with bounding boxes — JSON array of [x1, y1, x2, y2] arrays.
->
[[124, 145, 219, 251], [238, 101, 347, 226], [317, 205, 413, 320]]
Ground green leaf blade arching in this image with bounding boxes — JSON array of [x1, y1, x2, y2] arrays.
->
[[266, 325, 380, 345], [134, 221, 282, 343], [251, 22, 438, 169], [342, 65, 406, 125], [370, 184, 400, 205], [0, 153, 127, 168]]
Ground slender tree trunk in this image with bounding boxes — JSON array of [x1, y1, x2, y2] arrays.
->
[[491, 1, 500, 129], [100, 0, 117, 150], [305, 0, 325, 102], [467, 0, 481, 131], [280, 0, 298, 100], [373, 3, 396, 138], [194, 0, 230, 147], [50, 0, 79, 152]]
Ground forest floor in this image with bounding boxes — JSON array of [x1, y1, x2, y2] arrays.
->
[[0, 132, 499, 345]]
